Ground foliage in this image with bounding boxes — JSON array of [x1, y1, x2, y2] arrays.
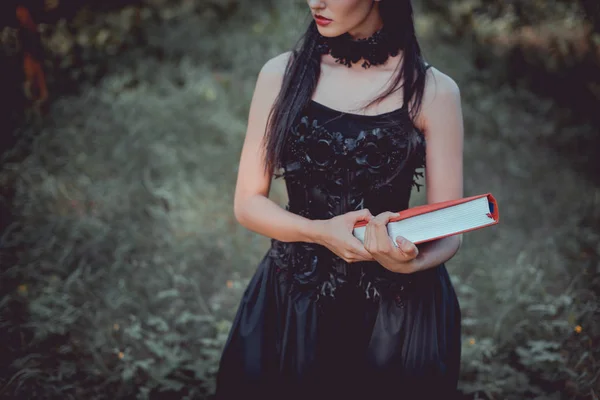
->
[[1, 1, 296, 398], [0, 0, 599, 399], [0, 0, 276, 123], [421, 0, 600, 126]]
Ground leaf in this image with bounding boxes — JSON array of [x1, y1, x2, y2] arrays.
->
[[175, 311, 214, 325], [124, 321, 143, 340], [156, 289, 179, 300], [147, 316, 169, 332], [526, 304, 557, 316], [158, 378, 185, 392]]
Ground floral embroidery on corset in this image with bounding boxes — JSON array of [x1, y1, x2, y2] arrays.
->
[[270, 109, 428, 305], [269, 237, 433, 308], [284, 115, 425, 192], [268, 238, 344, 302]]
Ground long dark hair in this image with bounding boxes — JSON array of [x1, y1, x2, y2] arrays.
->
[[262, 0, 430, 177]]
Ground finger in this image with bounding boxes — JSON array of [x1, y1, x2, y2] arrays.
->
[[363, 217, 374, 252], [350, 251, 375, 262], [352, 208, 373, 222], [395, 235, 419, 258], [364, 212, 388, 252], [351, 242, 374, 260], [369, 211, 400, 228], [349, 236, 374, 260], [369, 212, 398, 250], [345, 248, 372, 263], [395, 235, 417, 254]]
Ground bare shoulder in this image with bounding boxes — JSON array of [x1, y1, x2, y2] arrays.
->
[[257, 51, 294, 84], [249, 51, 294, 110], [424, 66, 460, 99], [416, 66, 462, 133]]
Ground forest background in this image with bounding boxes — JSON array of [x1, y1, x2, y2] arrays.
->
[[0, 0, 599, 399]]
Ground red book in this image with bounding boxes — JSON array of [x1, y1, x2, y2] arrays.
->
[[353, 193, 499, 245]]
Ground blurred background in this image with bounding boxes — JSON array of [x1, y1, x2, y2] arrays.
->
[[0, 0, 598, 399]]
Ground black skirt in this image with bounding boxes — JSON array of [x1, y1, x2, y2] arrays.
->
[[214, 244, 462, 400]]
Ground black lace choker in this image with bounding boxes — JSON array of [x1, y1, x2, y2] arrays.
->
[[316, 25, 402, 69]]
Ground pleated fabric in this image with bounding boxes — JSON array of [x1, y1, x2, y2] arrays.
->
[[214, 250, 461, 400]]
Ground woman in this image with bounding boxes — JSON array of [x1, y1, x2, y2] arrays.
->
[[215, 0, 464, 399]]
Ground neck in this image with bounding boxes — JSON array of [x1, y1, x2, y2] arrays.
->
[[316, 23, 403, 69]]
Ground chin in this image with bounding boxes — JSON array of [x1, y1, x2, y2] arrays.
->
[[316, 26, 344, 38]]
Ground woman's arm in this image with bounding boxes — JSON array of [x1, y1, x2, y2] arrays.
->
[[412, 67, 465, 271], [353, 67, 466, 274], [233, 52, 321, 244]]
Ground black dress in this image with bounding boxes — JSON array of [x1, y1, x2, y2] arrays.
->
[[214, 100, 462, 400]]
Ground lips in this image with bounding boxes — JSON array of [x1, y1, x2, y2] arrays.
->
[[314, 14, 332, 26], [314, 14, 331, 21]]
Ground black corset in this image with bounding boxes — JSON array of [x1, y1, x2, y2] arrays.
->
[[269, 99, 433, 308]]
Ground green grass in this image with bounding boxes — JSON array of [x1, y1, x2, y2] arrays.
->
[[0, 1, 598, 399]]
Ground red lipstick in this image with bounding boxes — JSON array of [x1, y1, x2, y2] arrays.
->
[[314, 14, 332, 26]]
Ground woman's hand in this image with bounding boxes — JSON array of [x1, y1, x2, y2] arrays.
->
[[364, 211, 421, 274], [314, 209, 375, 263]]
